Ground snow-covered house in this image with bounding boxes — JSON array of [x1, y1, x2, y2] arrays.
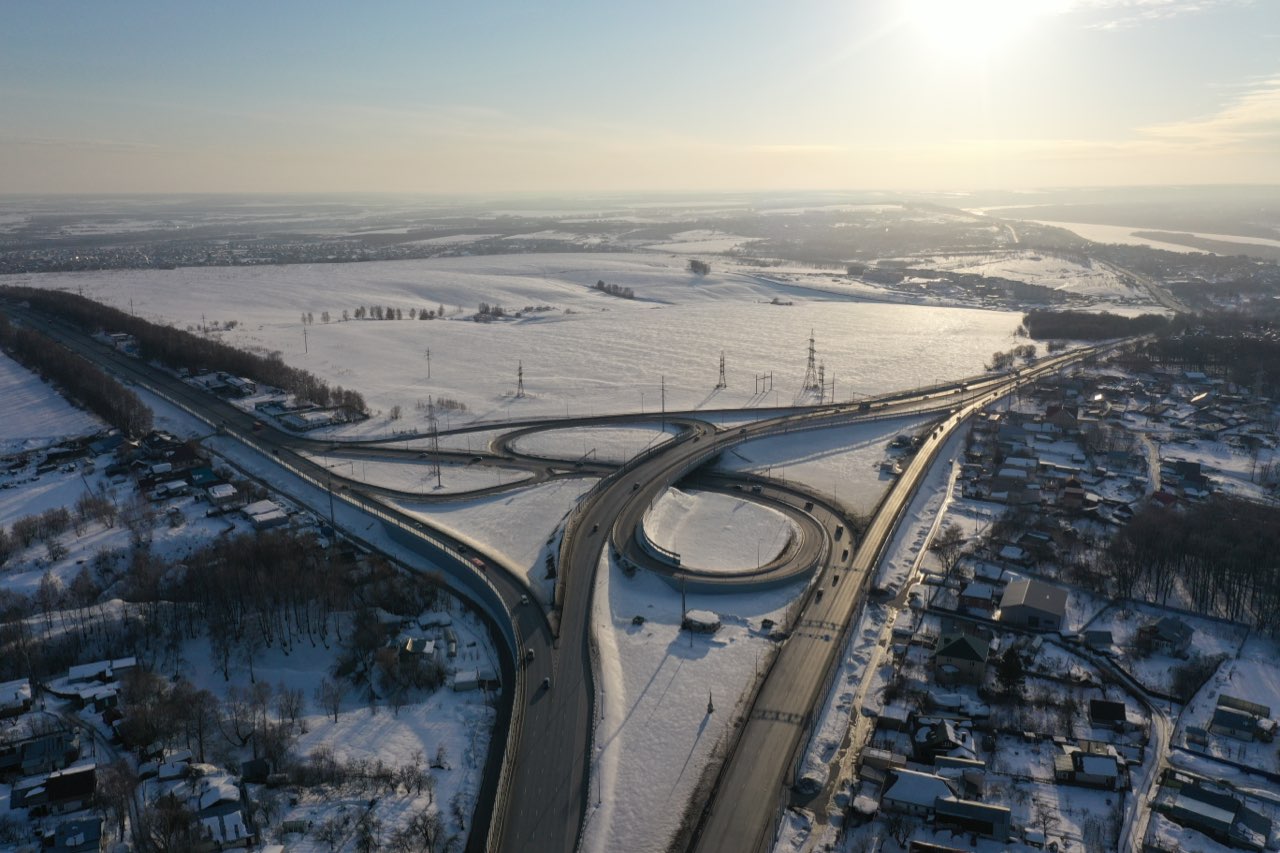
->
[[0, 677, 32, 719], [933, 798, 1012, 841], [1052, 748, 1123, 790], [206, 482, 239, 508], [998, 579, 1067, 632], [933, 634, 989, 686], [1137, 615, 1193, 658], [1167, 783, 1271, 852], [1209, 696, 1275, 743], [879, 769, 955, 818]]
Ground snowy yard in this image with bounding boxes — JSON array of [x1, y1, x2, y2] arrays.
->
[[1175, 636, 1280, 776], [1087, 602, 1249, 695]]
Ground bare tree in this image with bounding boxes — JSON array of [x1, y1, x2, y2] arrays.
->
[[316, 677, 345, 723], [275, 683, 305, 730], [94, 760, 138, 842]]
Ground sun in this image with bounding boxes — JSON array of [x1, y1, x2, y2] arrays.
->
[[904, 0, 1047, 60]]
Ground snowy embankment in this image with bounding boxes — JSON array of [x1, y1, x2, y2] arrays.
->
[[395, 477, 598, 600], [642, 488, 795, 572], [778, 428, 967, 853], [303, 452, 534, 494], [0, 350, 103, 455], [18, 253, 1025, 432], [584, 553, 803, 853], [717, 416, 933, 517], [510, 424, 675, 464]]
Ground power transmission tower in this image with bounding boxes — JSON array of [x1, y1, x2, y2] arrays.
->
[[716, 351, 727, 389], [516, 361, 525, 398], [817, 363, 825, 403], [801, 329, 820, 393], [425, 347, 431, 380]]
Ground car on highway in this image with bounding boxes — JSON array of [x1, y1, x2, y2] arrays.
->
[[591, 523, 599, 533], [542, 676, 551, 690], [525, 647, 535, 663], [520, 594, 529, 605]]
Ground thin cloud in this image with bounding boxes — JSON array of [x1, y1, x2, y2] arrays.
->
[[0, 135, 161, 151], [1140, 75, 1280, 146], [1065, 0, 1254, 29]]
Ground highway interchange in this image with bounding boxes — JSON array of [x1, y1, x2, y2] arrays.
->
[[7, 302, 1108, 853]]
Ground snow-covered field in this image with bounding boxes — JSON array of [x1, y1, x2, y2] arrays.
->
[[305, 452, 535, 494], [0, 351, 104, 455], [919, 251, 1140, 300], [643, 230, 762, 254], [12, 254, 1025, 433], [716, 416, 934, 518], [510, 424, 675, 464], [642, 488, 796, 572], [585, 552, 803, 853]]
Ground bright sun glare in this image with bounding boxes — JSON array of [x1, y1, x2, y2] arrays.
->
[[905, 0, 1048, 59]]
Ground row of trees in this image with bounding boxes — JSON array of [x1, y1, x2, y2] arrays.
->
[[0, 313, 152, 435], [593, 279, 634, 299], [0, 287, 366, 414], [1019, 309, 1172, 341], [348, 304, 446, 322], [987, 343, 1037, 371]]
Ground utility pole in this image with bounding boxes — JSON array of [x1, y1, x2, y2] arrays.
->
[[661, 375, 666, 433], [429, 396, 442, 489], [302, 324, 308, 354], [425, 348, 431, 380]]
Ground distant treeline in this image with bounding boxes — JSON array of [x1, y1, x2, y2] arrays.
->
[[1020, 310, 1172, 340], [1141, 314, 1280, 396], [0, 287, 366, 414], [0, 311, 152, 436]]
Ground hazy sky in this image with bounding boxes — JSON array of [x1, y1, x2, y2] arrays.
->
[[2, 0, 1278, 193]]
